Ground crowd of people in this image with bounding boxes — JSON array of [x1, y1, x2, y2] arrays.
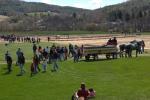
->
[[4, 44, 96, 99], [3, 34, 147, 100], [4, 43, 83, 76], [0, 34, 41, 43], [3, 37, 119, 76]]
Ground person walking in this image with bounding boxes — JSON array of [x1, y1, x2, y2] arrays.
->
[[51, 49, 59, 72], [33, 54, 40, 73], [30, 63, 35, 77], [18, 53, 25, 75], [33, 44, 37, 54], [64, 46, 68, 61], [69, 44, 74, 57], [42, 58, 47, 72], [73, 45, 79, 63], [60, 47, 65, 61], [141, 40, 145, 53], [16, 48, 22, 66], [5, 52, 13, 73]]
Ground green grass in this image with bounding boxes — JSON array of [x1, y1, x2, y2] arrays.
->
[[0, 42, 150, 100], [0, 57, 150, 100], [0, 31, 150, 35], [0, 31, 109, 36], [0, 42, 56, 62]]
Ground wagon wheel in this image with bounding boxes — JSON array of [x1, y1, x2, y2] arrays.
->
[[85, 55, 90, 61], [112, 53, 118, 59], [93, 54, 98, 60], [106, 54, 110, 59]]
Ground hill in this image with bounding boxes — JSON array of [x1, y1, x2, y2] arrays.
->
[[0, 0, 150, 32], [92, 0, 150, 32], [0, 0, 90, 16]]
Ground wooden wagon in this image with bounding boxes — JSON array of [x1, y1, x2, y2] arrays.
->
[[83, 45, 118, 60]]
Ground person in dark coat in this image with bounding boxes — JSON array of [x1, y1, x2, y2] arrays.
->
[[16, 48, 22, 66], [5, 52, 13, 73], [141, 40, 145, 53], [18, 53, 25, 75], [33, 44, 37, 54], [51, 49, 59, 72], [30, 63, 35, 77], [112, 37, 118, 46], [33, 54, 40, 73]]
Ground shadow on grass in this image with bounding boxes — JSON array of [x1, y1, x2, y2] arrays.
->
[[16, 74, 23, 77], [1, 71, 11, 75], [80, 58, 117, 62], [2, 67, 7, 70]]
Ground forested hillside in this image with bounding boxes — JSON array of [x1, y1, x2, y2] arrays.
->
[[0, 0, 150, 32], [0, 0, 89, 16], [92, 0, 150, 32]]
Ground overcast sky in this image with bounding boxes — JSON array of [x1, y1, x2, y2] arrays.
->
[[24, 0, 127, 10]]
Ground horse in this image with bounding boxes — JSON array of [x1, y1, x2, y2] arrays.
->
[[119, 40, 144, 58], [130, 40, 144, 54]]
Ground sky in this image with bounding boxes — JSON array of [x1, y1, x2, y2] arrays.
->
[[24, 0, 128, 10]]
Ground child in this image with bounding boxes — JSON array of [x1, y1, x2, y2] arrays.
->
[[88, 88, 96, 98], [42, 58, 47, 72], [30, 63, 34, 77]]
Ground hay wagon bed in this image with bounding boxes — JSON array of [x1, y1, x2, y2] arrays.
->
[[83, 45, 118, 60]]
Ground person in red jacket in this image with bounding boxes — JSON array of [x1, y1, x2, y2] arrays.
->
[[107, 38, 112, 45], [33, 54, 40, 73], [71, 83, 96, 100], [112, 37, 118, 46], [77, 83, 89, 100]]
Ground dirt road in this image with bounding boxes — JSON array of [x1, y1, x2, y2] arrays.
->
[[0, 34, 150, 50]]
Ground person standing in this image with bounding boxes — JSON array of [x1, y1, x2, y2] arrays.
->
[[45, 46, 50, 54], [33, 54, 40, 73], [5, 51, 9, 61], [33, 44, 37, 54], [48, 37, 50, 42], [16, 48, 22, 66], [141, 40, 145, 53], [73, 45, 79, 63], [51, 49, 59, 72], [42, 49, 48, 60], [42, 58, 47, 72], [69, 44, 74, 57], [18, 53, 25, 75], [38, 46, 43, 61], [30, 63, 34, 77], [60, 47, 65, 61], [5, 52, 13, 73], [64, 46, 68, 61]]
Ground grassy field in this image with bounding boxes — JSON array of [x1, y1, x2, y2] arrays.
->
[[0, 42, 56, 62], [0, 31, 113, 36], [0, 42, 150, 100], [0, 31, 150, 36], [0, 56, 150, 100]]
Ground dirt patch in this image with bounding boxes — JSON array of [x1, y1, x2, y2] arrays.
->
[[0, 15, 9, 22], [41, 34, 150, 50], [0, 34, 150, 50]]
